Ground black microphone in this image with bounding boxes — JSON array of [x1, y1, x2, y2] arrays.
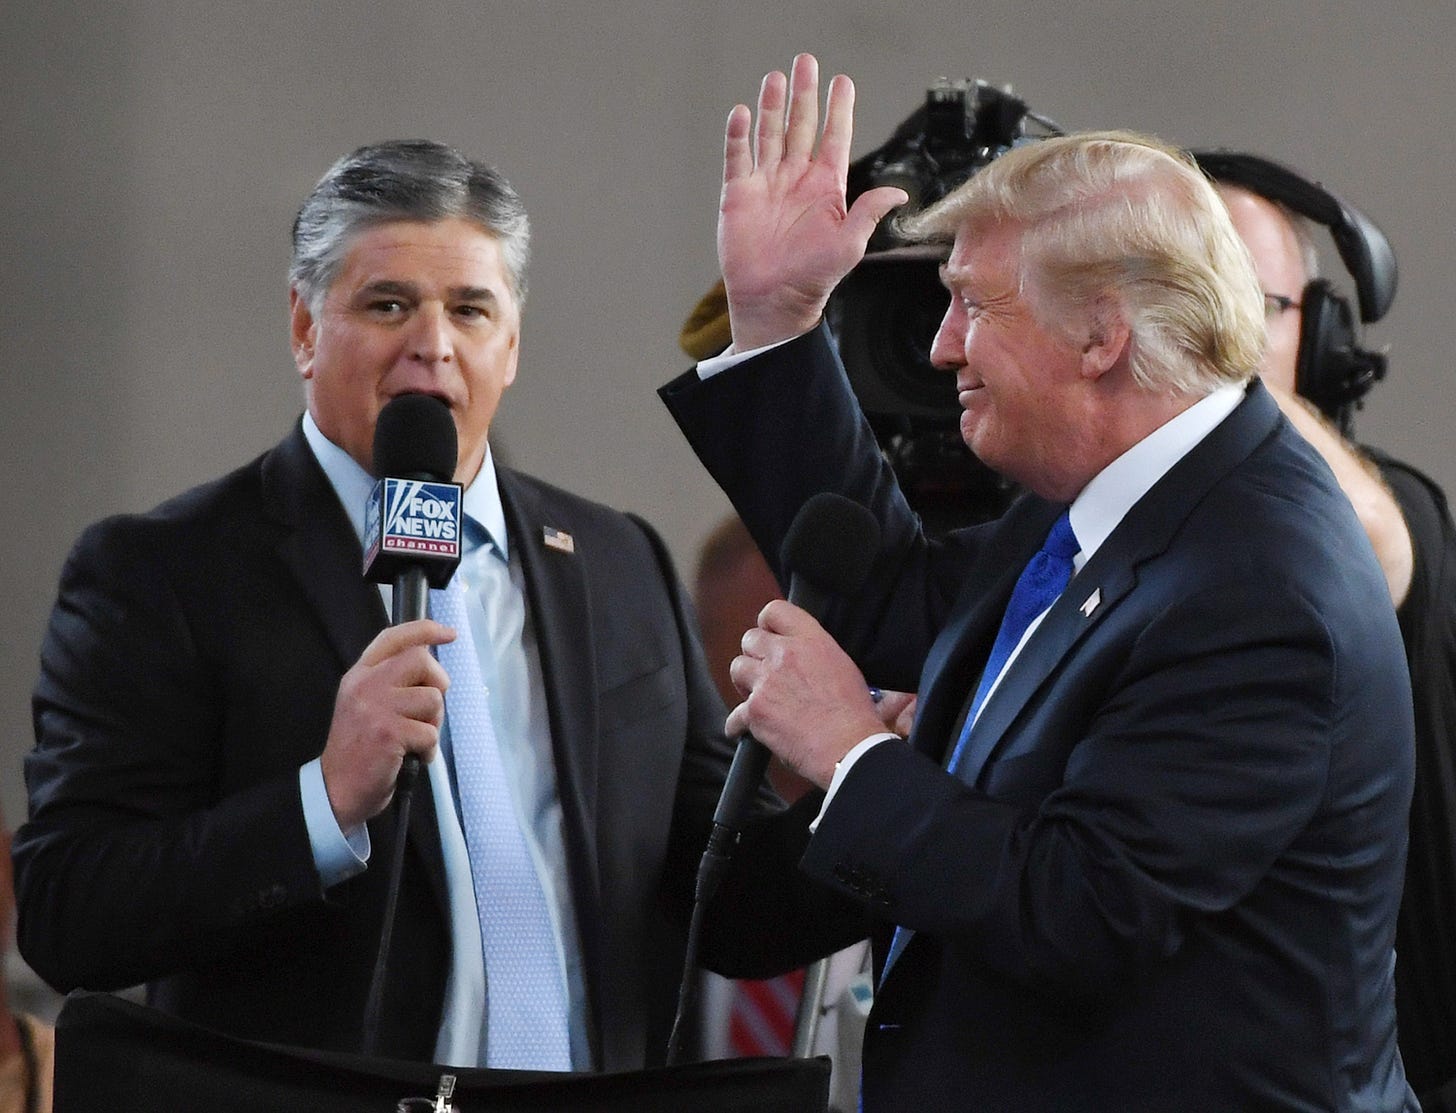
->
[[362, 394, 463, 785], [666, 491, 880, 1065], [704, 493, 882, 853], [359, 393, 461, 1056]]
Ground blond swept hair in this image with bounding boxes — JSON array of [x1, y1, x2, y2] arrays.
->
[[901, 130, 1267, 395]]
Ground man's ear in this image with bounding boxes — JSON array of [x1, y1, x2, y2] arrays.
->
[[289, 288, 316, 380], [1080, 300, 1130, 381]]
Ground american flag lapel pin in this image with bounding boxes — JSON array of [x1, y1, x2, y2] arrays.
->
[[542, 525, 575, 554], [1080, 588, 1101, 617]]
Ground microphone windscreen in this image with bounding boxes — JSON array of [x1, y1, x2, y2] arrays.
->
[[779, 492, 881, 597], [372, 395, 458, 482]]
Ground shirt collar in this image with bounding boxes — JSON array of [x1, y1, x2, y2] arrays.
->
[[1068, 383, 1245, 566], [301, 410, 509, 560]]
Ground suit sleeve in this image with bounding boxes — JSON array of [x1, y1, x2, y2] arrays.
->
[[14, 515, 323, 993], [660, 325, 979, 692]]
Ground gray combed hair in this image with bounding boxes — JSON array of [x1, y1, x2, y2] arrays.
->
[[289, 139, 530, 311]]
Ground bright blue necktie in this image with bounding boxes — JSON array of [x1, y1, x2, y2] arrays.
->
[[880, 510, 1078, 982], [432, 573, 572, 1070], [946, 509, 1079, 776]]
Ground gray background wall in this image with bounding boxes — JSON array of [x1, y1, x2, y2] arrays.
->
[[2, 0, 1452, 835]]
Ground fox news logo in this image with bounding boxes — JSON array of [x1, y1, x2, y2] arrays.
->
[[365, 478, 462, 561]]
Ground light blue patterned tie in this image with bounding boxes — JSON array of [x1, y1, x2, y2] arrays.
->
[[432, 573, 572, 1070], [880, 510, 1078, 983]]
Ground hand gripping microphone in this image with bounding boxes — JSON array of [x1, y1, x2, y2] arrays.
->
[[703, 492, 883, 864], [666, 491, 880, 1064], [360, 393, 461, 1055], [362, 393, 463, 781]]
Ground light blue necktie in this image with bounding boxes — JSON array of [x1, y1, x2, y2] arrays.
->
[[432, 572, 572, 1070], [880, 510, 1078, 982]]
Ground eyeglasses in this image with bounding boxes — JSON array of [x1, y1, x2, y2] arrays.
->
[[1263, 292, 1302, 318]]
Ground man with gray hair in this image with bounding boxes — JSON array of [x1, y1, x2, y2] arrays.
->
[[663, 54, 1417, 1110], [14, 139, 738, 1073]]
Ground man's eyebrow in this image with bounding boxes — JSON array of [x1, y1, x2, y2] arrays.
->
[[355, 280, 501, 303], [452, 286, 499, 303], [358, 279, 417, 299]]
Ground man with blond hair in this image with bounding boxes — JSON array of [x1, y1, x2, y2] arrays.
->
[[664, 54, 1416, 1111]]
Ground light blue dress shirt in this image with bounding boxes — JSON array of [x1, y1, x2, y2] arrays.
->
[[296, 412, 589, 1069]]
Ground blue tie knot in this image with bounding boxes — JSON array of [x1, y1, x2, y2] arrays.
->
[[1010, 512, 1078, 624], [1044, 511, 1078, 561]]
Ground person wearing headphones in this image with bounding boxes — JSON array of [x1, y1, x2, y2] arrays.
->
[[1203, 153, 1456, 1112]]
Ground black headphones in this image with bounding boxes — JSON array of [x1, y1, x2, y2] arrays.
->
[[1191, 150, 1398, 432]]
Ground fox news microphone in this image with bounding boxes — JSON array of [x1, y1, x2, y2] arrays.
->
[[362, 393, 463, 782], [360, 393, 461, 1056], [666, 491, 880, 1064]]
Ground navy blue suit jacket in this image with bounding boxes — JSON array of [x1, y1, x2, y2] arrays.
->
[[662, 327, 1418, 1111]]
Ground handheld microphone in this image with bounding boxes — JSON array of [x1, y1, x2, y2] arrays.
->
[[701, 493, 881, 886], [360, 394, 462, 1055], [704, 492, 883, 853], [364, 394, 463, 609], [363, 394, 463, 781], [666, 492, 881, 1064]]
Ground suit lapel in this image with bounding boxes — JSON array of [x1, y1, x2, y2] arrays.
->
[[954, 558, 1135, 785], [259, 423, 449, 912], [261, 425, 386, 669], [946, 382, 1283, 787]]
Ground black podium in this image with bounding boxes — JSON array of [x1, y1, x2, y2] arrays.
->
[[54, 993, 830, 1112]]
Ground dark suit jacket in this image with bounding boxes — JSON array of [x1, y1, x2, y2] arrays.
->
[[15, 422, 736, 1072], [662, 327, 1418, 1111]]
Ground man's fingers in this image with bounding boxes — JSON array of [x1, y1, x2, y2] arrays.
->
[[357, 619, 456, 668], [725, 699, 750, 741], [728, 651, 764, 697], [740, 624, 768, 659], [846, 185, 911, 243], [754, 69, 788, 169], [818, 72, 856, 179], [757, 598, 816, 635], [395, 684, 447, 728], [782, 53, 821, 161], [724, 104, 754, 183]]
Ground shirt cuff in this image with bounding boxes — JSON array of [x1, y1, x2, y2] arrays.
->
[[696, 334, 803, 379], [808, 733, 900, 833], [300, 757, 370, 888]]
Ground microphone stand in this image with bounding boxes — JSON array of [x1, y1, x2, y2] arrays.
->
[[664, 735, 771, 1065], [790, 957, 831, 1058]]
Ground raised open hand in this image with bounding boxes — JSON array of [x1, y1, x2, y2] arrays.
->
[[719, 53, 908, 351]]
